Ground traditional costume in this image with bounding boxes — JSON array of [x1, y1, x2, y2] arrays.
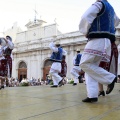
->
[[0, 36, 14, 88], [79, 0, 120, 102], [109, 42, 118, 75], [0, 38, 7, 89], [71, 49, 82, 85], [59, 55, 67, 77], [49, 41, 67, 87], [99, 41, 118, 96], [59, 55, 67, 85]]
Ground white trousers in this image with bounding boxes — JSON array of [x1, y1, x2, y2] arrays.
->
[[71, 66, 81, 83], [80, 53, 116, 98], [49, 62, 62, 85]]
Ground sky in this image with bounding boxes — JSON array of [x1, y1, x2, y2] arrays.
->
[[0, 0, 120, 34]]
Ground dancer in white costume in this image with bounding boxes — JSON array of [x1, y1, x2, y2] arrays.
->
[[98, 41, 118, 96], [79, 0, 120, 102], [49, 41, 67, 87], [0, 36, 14, 89], [71, 49, 82, 86]]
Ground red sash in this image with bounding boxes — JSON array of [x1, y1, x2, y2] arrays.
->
[[109, 43, 118, 74], [99, 42, 118, 75], [0, 56, 12, 77], [59, 59, 67, 77], [0, 59, 7, 76]]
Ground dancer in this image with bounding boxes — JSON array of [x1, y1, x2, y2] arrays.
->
[[0, 36, 14, 89], [49, 41, 67, 88], [0, 38, 6, 89], [71, 49, 82, 86], [59, 55, 67, 85], [79, 0, 120, 102], [99, 41, 118, 96]]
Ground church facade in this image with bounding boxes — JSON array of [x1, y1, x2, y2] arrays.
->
[[12, 19, 120, 81]]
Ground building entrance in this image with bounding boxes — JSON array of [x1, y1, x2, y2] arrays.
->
[[18, 61, 27, 82], [43, 60, 53, 80]]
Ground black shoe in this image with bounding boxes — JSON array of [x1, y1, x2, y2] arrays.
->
[[78, 76, 81, 79], [58, 80, 63, 87], [78, 76, 83, 83], [50, 85, 58, 88], [98, 91, 105, 96], [73, 83, 77, 86], [106, 77, 117, 94], [82, 97, 98, 103], [1, 85, 4, 89]]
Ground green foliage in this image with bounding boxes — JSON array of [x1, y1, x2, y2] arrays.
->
[[49, 81, 53, 85], [68, 80, 74, 84], [20, 82, 29, 86]]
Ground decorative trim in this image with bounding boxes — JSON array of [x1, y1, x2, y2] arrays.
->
[[84, 49, 110, 61]]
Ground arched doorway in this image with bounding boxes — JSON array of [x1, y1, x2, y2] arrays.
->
[[18, 61, 27, 82], [43, 60, 53, 80]]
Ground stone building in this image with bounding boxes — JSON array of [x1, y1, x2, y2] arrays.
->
[[5, 19, 120, 81], [12, 19, 87, 81]]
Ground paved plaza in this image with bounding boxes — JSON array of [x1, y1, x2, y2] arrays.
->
[[0, 83, 120, 120]]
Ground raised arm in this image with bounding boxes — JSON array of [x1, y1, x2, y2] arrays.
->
[[49, 42, 58, 52]]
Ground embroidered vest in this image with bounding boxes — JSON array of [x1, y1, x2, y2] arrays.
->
[[88, 0, 115, 42], [50, 47, 63, 62], [4, 47, 12, 56], [75, 54, 82, 66]]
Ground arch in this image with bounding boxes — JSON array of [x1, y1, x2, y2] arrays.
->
[[43, 58, 53, 80], [16, 60, 28, 69], [44, 59, 53, 67], [18, 61, 27, 82], [41, 57, 49, 68], [19, 61, 27, 68]]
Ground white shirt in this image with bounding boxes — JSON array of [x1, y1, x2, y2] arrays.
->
[[78, 1, 120, 62], [4, 40, 14, 50], [79, 1, 120, 35], [0, 46, 5, 60], [3, 40, 14, 59]]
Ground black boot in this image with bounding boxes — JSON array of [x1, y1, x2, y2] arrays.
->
[[58, 80, 64, 87], [1, 85, 4, 89], [50, 85, 58, 88], [73, 83, 77, 86], [82, 97, 98, 103], [106, 77, 117, 94], [78, 76, 83, 83], [98, 91, 105, 96]]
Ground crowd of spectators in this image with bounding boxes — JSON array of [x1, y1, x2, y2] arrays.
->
[[2, 77, 49, 87], [1, 73, 104, 88]]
